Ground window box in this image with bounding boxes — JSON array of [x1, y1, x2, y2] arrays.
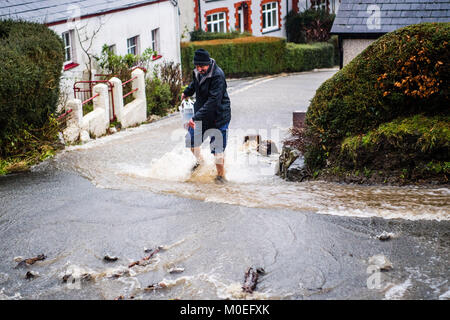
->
[[63, 62, 79, 71]]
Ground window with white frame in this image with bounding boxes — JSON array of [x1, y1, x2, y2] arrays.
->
[[262, 2, 279, 32], [206, 12, 226, 33], [62, 31, 73, 63], [127, 36, 139, 55], [311, 0, 327, 11], [151, 28, 160, 54]]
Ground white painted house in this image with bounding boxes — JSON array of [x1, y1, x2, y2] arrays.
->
[[180, 0, 340, 40], [179, 0, 196, 41], [0, 0, 181, 104]]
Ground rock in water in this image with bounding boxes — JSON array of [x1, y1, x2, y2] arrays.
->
[[278, 146, 301, 179], [286, 156, 309, 182], [103, 255, 119, 262], [80, 273, 92, 282], [25, 271, 38, 280], [15, 254, 47, 268], [168, 267, 185, 274], [242, 267, 264, 294], [376, 231, 395, 241]]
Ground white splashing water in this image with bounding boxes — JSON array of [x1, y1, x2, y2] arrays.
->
[[0, 288, 22, 300], [439, 290, 450, 300], [384, 278, 413, 300]]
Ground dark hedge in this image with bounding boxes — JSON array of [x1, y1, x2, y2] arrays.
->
[[189, 30, 251, 41], [181, 36, 335, 81], [284, 42, 334, 72], [181, 37, 286, 80], [0, 20, 64, 157]]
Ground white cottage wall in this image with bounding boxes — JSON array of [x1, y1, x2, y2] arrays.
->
[[51, 1, 180, 109]]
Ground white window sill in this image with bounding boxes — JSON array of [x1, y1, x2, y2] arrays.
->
[[262, 27, 281, 34]]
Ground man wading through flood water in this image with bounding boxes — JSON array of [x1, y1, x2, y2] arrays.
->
[[181, 49, 231, 184]]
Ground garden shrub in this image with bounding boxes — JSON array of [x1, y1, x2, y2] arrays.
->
[[181, 36, 286, 80], [284, 42, 334, 72], [182, 36, 335, 81], [285, 8, 335, 44], [145, 77, 172, 117], [190, 30, 251, 41], [96, 44, 156, 80], [0, 19, 64, 159], [157, 61, 183, 108], [301, 23, 449, 182]]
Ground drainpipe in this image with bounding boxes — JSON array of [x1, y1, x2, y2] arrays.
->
[[286, 0, 289, 37], [175, 1, 181, 64], [198, 0, 202, 31]]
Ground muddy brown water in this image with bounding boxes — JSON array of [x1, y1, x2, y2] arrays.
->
[[0, 72, 448, 300]]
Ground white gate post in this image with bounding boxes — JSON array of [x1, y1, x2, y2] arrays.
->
[[110, 77, 124, 123], [131, 68, 146, 102], [66, 98, 83, 126], [93, 83, 110, 126]]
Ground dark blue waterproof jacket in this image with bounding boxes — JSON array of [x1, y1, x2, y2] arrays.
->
[[183, 59, 231, 129]]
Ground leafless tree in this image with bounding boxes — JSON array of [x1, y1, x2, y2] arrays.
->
[[74, 17, 109, 81]]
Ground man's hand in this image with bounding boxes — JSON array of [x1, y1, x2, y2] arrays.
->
[[188, 119, 196, 129], [181, 93, 187, 101]]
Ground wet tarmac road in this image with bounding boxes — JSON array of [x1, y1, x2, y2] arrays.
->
[[1, 168, 449, 300]]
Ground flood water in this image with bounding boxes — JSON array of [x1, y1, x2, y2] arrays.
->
[[53, 71, 449, 222], [0, 71, 448, 300]]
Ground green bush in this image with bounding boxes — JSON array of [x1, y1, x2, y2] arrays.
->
[[284, 42, 334, 72], [302, 23, 449, 180], [0, 19, 64, 158], [182, 37, 286, 81], [158, 61, 183, 108], [181, 37, 335, 81], [145, 77, 172, 116], [96, 44, 156, 80], [190, 30, 251, 41], [285, 8, 335, 44]]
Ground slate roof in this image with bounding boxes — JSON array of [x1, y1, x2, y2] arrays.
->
[[0, 0, 160, 25], [331, 0, 450, 35]]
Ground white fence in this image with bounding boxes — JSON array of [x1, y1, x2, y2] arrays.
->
[[62, 69, 147, 143]]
